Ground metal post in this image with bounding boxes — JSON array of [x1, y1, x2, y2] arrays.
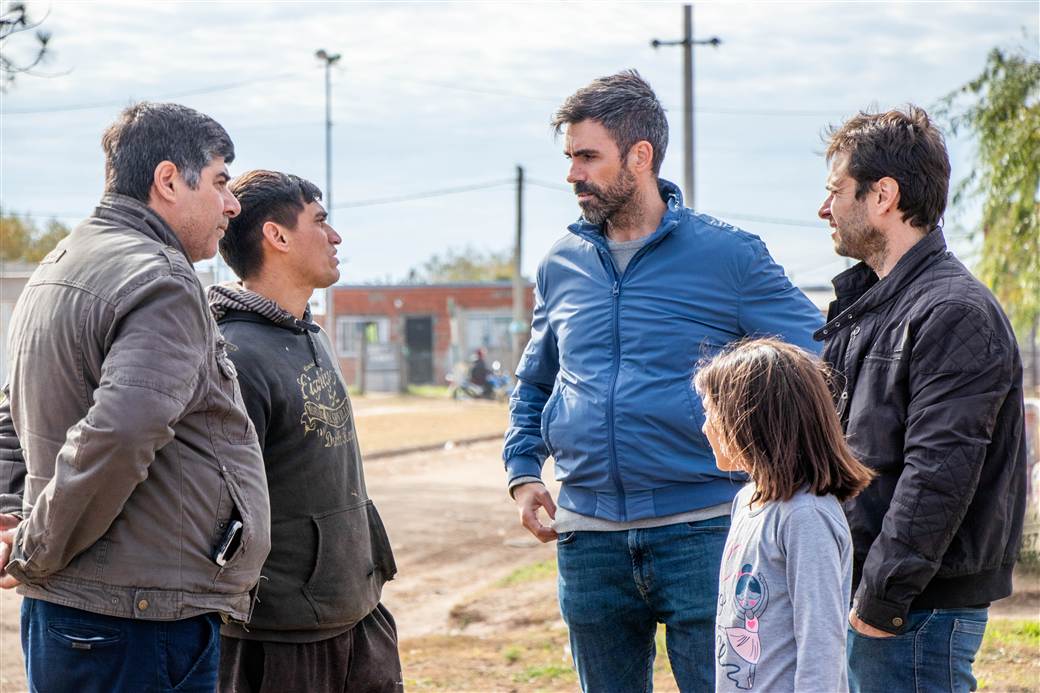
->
[[324, 60, 332, 215], [683, 5, 694, 208], [511, 165, 525, 375], [651, 4, 721, 211], [315, 49, 342, 221], [358, 325, 368, 395]]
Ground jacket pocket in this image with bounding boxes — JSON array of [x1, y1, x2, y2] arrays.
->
[[213, 470, 265, 580], [213, 344, 256, 446], [47, 620, 124, 650], [539, 384, 564, 458], [303, 500, 395, 626]]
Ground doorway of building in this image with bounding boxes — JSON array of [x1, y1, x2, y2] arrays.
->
[[405, 316, 434, 385]]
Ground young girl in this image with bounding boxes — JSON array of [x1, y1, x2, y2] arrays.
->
[[694, 338, 874, 693]]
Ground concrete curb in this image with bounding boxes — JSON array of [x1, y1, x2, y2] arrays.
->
[[364, 433, 504, 461]]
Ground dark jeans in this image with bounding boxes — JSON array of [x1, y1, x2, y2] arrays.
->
[[847, 607, 989, 693], [556, 515, 731, 693], [21, 597, 220, 693], [218, 603, 403, 693]]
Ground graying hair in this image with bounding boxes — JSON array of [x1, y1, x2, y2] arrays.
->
[[101, 102, 235, 203], [552, 70, 668, 175]]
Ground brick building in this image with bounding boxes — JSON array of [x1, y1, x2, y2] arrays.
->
[[330, 281, 535, 391]]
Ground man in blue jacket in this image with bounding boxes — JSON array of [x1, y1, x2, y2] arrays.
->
[[503, 70, 823, 692]]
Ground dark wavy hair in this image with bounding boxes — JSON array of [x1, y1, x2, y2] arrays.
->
[[824, 105, 950, 231], [552, 70, 669, 175], [695, 338, 874, 506], [101, 102, 234, 202]]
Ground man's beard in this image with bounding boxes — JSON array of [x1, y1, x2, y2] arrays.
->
[[574, 166, 638, 226], [834, 202, 887, 269]]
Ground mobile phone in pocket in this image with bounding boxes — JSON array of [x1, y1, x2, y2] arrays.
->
[[213, 520, 244, 567]]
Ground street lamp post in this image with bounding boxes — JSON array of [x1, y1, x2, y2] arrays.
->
[[315, 49, 342, 220], [314, 49, 341, 348]]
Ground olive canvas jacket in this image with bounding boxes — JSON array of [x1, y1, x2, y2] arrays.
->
[[0, 194, 271, 622]]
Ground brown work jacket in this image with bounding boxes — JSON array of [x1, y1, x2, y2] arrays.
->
[[0, 194, 271, 622]]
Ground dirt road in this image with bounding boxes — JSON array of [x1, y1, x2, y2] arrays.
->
[[368, 440, 558, 640], [0, 423, 1034, 690], [0, 439, 552, 691]]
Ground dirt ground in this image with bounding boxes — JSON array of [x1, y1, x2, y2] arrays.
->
[[0, 398, 546, 692], [0, 396, 1036, 692]]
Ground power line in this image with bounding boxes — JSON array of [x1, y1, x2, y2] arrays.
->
[[3, 72, 301, 115], [4, 70, 853, 119], [4, 179, 517, 220], [526, 177, 823, 229], [397, 76, 846, 116], [332, 179, 514, 209], [705, 211, 821, 229], [525, 178, 570, 192]]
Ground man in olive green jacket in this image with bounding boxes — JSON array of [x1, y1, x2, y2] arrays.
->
[[0, 102, 271, 693]]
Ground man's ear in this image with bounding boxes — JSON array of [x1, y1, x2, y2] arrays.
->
[[151, 161, 179, 204], [627, 141, 655, 175], [261, 220, 291, 254], [872, 177, 901, 217]]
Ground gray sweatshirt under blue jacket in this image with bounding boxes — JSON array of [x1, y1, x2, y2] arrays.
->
[[716, 484, 853, 692]]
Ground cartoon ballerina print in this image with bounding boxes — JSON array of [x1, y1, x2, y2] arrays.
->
[[722, 563, 768, 690]]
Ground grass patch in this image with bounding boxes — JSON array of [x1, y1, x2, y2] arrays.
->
[[975, 619, 1040, 692], [406, 384, 451, 398], [403, 554, 1037, 692], [513, 664, 574, 684], [982, 619, 1040, 647], [401, 632, 576, 692], [496, 559, 557, 588], [502, 645, 522, 664]]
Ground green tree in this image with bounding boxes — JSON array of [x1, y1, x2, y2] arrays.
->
[[410, 246, 517, 283], [941, 46, 1040, 337], [0, 211, 32, 261], [26, 219, 70, 262], [0, 210, 69, 262]]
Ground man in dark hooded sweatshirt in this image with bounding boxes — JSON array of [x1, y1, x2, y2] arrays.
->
[[208, 170, 401, 692]]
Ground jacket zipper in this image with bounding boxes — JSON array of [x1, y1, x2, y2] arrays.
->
[[607, 277, 627, 519], [600, 238, 665, 522]]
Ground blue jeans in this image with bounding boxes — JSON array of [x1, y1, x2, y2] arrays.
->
[[847, 607, 989, 693], [21, 597, 220, 693], [556, 515, 731, 693]]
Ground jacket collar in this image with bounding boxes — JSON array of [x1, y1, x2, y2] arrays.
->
[[94, 193, 190, 260], [814, 226, 948, 341], [567, 178, 685, 251]]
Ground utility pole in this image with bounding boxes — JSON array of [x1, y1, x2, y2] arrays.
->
[[651, 4, 720, 210], [511, 165, 525, 375], [315, 49, 342, 220]]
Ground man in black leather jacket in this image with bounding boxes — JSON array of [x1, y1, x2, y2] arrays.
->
[[816, 105, 1026, 693]]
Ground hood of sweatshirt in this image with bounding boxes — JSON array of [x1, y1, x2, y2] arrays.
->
[[207, 282, 320, 334]]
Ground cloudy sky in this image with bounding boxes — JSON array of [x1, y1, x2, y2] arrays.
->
[[1, 1, 1036, 287]]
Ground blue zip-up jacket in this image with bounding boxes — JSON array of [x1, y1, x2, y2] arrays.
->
[[503, 180, 824, 521]]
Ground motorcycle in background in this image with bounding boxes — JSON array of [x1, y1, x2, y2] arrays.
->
[[446, 360, 512, 401]]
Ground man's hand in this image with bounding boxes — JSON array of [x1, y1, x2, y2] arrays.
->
[[849, 609, 895, 638], [0, 513, 21, 589], [513, 483, 558, 543]]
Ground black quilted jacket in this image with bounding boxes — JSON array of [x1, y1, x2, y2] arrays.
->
[[817, 228, 1027, 634]]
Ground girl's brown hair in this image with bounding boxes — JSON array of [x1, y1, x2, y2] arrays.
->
[[694, 338, 874, 505]]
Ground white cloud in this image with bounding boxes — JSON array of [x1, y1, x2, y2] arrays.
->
[[2, 0, 1035, 283]]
